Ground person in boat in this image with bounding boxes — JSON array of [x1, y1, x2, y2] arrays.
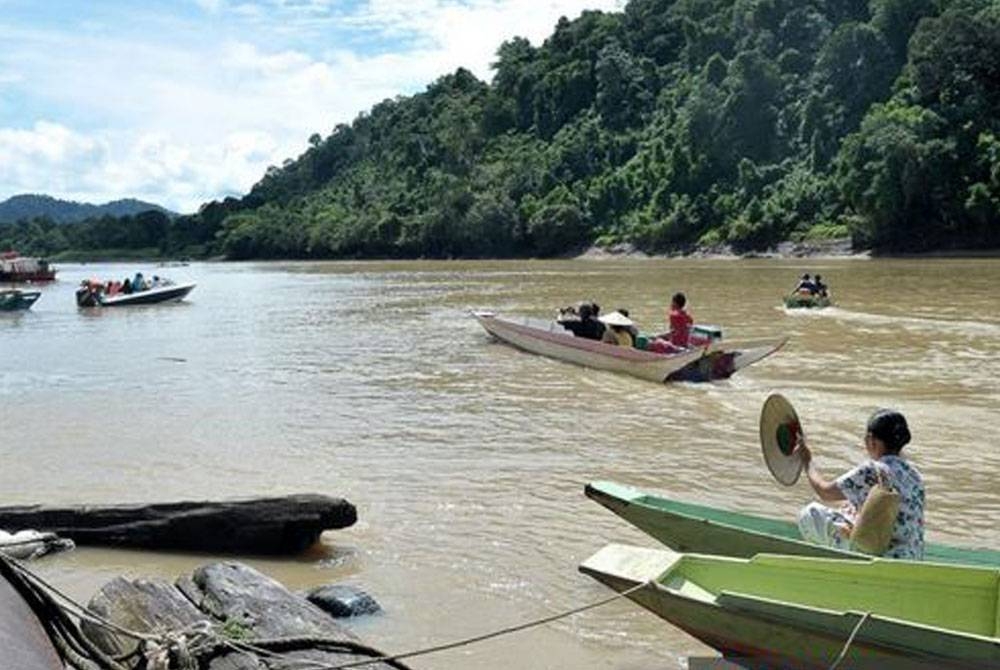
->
[[558, 302, 606, 341], [814, 274, 828, 297], [600, 311, 635, 347], [794, 273, 817, 295], [121, 278, 132, 294], [795, 409, 925, 559], [647, 292, 694, 353]]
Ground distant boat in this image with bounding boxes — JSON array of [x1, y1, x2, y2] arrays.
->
[[784, 292, 831, 309], [0, 289, 41, 312], [473, 312, 785, 383], [0, 251, 56, 282], [581, 543, 1000, 669], [76, 280, 195, 307]]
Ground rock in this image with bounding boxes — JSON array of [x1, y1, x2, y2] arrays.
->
[[307, 584, 382, 618], [83, 561, 399, 670], [0, 494, 356, 555]]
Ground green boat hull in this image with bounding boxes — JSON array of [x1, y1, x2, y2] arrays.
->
[[581, 544, 1000, 669], [0, 290, 40, 311], [586, 481, 1000, 567], [785, 294, 831, 309]]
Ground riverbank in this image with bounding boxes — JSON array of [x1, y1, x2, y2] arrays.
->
[[577, 237, 865, 260]]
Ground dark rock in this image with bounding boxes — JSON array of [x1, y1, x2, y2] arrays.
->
[[83, 561, 399, 670], [0, 494, 356, 554], [307, 584, 382, 618]]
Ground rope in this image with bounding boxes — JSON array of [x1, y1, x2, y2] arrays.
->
[[266, 579, 655, 670], [827, 611, 871, 670], [2, 548, 651, 670]]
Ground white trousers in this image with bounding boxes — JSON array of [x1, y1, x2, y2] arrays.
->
[[797, 502, 852, 549]]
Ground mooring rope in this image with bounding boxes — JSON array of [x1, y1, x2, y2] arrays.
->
[[237, 579, 655, 670], [3, 549, 651, 670], [827, 611, 872, 670]]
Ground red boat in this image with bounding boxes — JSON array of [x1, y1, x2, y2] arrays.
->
[[0, 251, 57, 282]]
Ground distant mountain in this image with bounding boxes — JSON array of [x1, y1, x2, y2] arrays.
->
[[0, 194, 177, 223]]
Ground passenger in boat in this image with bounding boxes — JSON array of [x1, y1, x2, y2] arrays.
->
[[600, 311, 635, 347], [795, 410, 925, 559], [616, 308, 640, 340], [121, 278, 132, 294], [558, 302, 606, 340], [794, 273, 817, 295], [645, 293, 694, 354], [814, 274, 828, 297], [133, 272, 145, 291]]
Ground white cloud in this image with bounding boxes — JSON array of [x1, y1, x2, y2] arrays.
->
[[2, 1, 624, 211]]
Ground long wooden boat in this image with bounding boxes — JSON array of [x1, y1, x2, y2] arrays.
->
[[0, 288, 41, 311], [76, 281, 195, 307], [474, 312, 785, 382], [473, 312, 707, 383], [586, 480, 1000, 567], [581, 544, 1000, 669]]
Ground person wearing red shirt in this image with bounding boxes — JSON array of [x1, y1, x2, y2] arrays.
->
[[667, 292, 693, 347]]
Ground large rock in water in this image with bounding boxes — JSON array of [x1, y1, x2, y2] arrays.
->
[[0, 494, 355, 554], [84, 562, 401, 670], [307, 584, 383, 617]]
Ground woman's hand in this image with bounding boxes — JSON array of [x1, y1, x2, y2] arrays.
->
[[793, 436, 812, 468]]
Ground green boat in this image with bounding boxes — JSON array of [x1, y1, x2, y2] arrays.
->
[[785, 292, 831, 309], [586, 481, 1000, 567], [0, 289, 41, 311], [581, 543, 1000, 669]]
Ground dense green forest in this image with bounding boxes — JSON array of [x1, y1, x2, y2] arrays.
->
[[3, 0, 999, 259]]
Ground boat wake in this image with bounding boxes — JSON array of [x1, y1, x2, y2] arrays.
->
[[784, 305, 1000, 337]]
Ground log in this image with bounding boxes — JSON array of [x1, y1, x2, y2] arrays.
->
[[0, 495, 356, 554], [85, 561, 402, 670]]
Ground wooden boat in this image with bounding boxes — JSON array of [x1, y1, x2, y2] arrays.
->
[[473, 312, 707, 383], [0, 288, 41, 311], [0, 560, 63, 669], [76, 281, 195, 307], [0, 251, 56, 282], [785, 292, 831, 309], [586, 480, 1000, 567], [474, 312, 785, 382], [581, 543, 1000, 669]]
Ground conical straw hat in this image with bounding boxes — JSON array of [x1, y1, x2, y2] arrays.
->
[[759, 393, 804, 486]]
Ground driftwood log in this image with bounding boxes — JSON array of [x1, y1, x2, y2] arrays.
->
[[0, 495, 356, 554], [83, 562, 402, 669]]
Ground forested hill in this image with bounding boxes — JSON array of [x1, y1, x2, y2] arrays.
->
[[0, 194, 175, 224], [3, 0, 998, 260], [208, 0, 999, 258]]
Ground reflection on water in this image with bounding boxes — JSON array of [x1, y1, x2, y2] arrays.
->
[[2, 258, 999, 669]]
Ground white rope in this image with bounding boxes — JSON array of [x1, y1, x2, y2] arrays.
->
[[828, 611, 871, 670]]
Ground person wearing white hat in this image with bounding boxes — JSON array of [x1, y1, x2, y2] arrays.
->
[[599, 311, 635, 347]]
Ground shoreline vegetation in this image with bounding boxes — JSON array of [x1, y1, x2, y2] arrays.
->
[[3, 0, 999, 262]]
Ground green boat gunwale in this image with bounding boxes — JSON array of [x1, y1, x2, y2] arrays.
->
[[586, 480, 1000, 567]]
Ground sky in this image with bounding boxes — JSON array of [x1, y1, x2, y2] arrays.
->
[[0, 0, 624, 213]]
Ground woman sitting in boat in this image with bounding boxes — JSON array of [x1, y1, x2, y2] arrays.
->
[[599, 311, 635, 347], [814, 274, 828, 297], [795, 409, 924, 559], [557, 302, 606, 341]]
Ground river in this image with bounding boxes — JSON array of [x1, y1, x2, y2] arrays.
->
[[2, 258, 999, 668]]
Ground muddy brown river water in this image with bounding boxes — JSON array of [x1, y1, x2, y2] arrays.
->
[[2, 258, 999, 669]]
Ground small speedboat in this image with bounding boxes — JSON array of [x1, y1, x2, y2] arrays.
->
[[581, 544, 1000, 669], [0, 289, 41, 311], [585, 480, 1000, 567], [76, 280, 195, 307], [785, 292, 831, 309]]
